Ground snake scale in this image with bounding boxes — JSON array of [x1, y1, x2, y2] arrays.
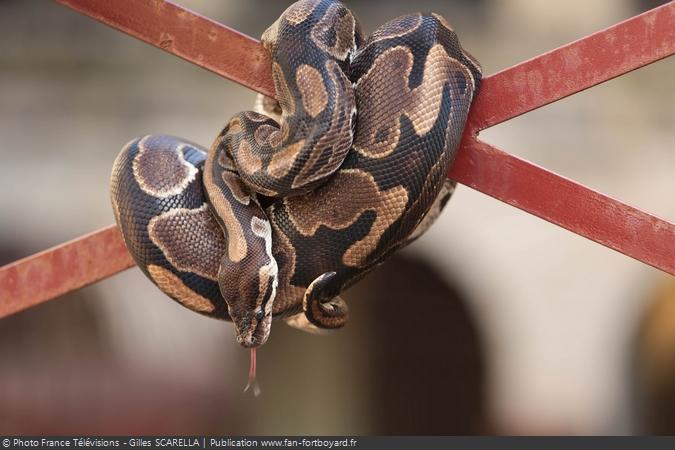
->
[[111, 0, 481, 351]]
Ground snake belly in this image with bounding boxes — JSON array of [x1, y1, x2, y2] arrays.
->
[[110, 0, 482, 345]]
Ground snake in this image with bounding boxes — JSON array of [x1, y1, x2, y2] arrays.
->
[[110, 0, 481, 353]]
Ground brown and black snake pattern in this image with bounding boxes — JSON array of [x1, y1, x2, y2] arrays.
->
[[110, 0, 481, 348]]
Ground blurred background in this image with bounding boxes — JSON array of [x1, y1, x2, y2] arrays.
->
[[0, 0, 674, 435]]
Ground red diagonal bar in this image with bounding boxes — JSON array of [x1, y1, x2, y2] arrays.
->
[[0, 1, 673, 319], [468, 1, 675, 130], [0, 226, 134, 318], [55, 0, 275, 97], [450, 139, 675, 275]]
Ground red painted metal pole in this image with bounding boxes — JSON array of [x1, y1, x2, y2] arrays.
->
[[468, 1, 675, 131], [55, 0, 275, 97], [0, 226, 134, 318], [0, 1, 673, 318], [450, 139, 675, 275]]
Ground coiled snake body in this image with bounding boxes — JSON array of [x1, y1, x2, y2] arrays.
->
[[111, 0, 481, 348]]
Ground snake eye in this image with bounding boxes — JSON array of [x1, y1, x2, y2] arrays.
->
[[255, 309, 265, 321]]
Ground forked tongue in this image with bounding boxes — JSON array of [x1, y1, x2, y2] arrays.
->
[[244, 347, 261, 397]]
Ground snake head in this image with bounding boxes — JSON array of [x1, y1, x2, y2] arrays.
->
[[220, 256, 277, 348], [217, 217, 279, 349], [230, 304, 273, 348]]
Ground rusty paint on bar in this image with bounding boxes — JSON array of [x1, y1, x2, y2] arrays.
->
[[0, 226, 135, 318], [0, 1, 673, 319], [55, 0, 276, 97], [450, 138, 675, 275], [467, 2, 675, 131]]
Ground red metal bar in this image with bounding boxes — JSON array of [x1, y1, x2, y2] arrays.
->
[[468, 2, 675, 131], [0, 1, 673, 318], [0, 226, 134, 318], [450, 139, 675, 275], [55, 0, 275, 97]]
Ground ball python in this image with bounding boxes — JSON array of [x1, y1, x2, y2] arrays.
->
[[111, 0, 481, 364]]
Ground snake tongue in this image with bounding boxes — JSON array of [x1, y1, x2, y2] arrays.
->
[[243, 347, 261, 397]]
